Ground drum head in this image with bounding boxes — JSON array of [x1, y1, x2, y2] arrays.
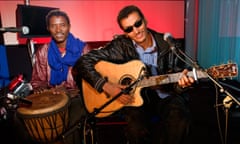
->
[[17, 91, 69, 115]]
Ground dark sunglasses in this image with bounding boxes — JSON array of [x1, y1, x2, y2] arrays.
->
[[123, 19, 143, 33]]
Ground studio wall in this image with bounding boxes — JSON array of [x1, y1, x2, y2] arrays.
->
[[0, 0, 185, 45]]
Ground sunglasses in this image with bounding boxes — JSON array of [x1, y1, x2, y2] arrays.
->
[[123, 19, 143, 33]]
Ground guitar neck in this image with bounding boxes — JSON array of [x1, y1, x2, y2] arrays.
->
[[139, 70, 208, 88]]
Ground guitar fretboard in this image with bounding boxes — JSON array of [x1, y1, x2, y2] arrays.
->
[[139, 70, 208, 88]]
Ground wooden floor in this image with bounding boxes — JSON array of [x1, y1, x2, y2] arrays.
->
[[1, 80, 240, 144]]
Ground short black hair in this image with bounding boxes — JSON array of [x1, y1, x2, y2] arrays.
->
[[46, 9, 70, 26], [117, 5, 145, 30]]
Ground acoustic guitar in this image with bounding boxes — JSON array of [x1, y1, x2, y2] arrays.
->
[[82, 60, 238, 118]]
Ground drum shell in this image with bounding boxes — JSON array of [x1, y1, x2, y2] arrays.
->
[[17, 91, 70, 143]]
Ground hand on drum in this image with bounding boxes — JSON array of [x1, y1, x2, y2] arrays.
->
[[34, 85, 66, 95], [33, 84, 79, 98], [51, 87, 80, 98], [50, 85, 67, 95], [33, 84, 50, 94]]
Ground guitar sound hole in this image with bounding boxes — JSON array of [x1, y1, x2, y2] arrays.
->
[[120, 77, 133, 86], [119, 75, 136, 95]]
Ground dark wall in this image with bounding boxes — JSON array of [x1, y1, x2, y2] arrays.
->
[[0, 44, 32, 85]]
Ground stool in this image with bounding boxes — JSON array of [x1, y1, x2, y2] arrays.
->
[[82, 115, 128, 144]]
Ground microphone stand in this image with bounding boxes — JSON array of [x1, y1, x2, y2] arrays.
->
[[171, 44, 239, 144], [62, 68, 146, 143], [171, 45, 240, 105], [170, 45, 200, 70]]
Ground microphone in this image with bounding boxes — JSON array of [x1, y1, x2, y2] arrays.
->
[[164, 33, 201, 72], [0, 26, 29, 35], [163, 33, 176, 50]]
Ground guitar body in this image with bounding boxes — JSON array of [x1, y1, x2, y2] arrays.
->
[[82, 60, 145, 118]]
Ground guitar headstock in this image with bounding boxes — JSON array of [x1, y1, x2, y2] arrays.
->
[[207, 63, 238, 79]]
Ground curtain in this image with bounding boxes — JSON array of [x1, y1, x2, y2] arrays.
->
[[197, 0, 240, 81]]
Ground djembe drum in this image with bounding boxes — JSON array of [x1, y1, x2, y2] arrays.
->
[[17, 91, 70, 143]]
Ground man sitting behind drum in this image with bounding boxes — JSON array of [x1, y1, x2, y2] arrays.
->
[[31, 9, 88, 94], [27, 9, 88, 143]]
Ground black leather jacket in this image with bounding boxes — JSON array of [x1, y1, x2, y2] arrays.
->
[[73, 28, 185, 93]]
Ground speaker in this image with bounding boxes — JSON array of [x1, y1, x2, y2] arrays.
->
[[16, 4, 59, 38]]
